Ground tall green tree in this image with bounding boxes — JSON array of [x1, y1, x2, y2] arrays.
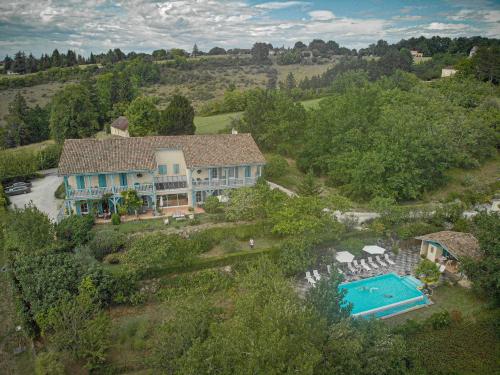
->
[[125, 96, 159, 136], [298, 169, 323, 196], [49, 84, 99, 143], [158, 95, 196, 135]]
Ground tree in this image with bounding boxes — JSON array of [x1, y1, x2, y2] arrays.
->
[[192, 43, 199, 57], [298, 169, 322, 196], [414, 259, 440, 284], [461, 212, 500, 304], [263, 154, 289, 178], [472, 46, 500, 83], [120, 189, 143, 215], [3, 93, 29, 146], [251, 42, 270, 63], [49, 84, 99, 142], [4, 204, 55, 254], [158, 95, 195, 135], [51, 49, 62, 67], [39, 277, 111, 370], [293, 41, 307, 50], [178, 258, 326, 374], [25, 105, 50, 143], [284, 72, 297, 90], [208, 46, 226, 55], [307, 270, 351, 324], [12, 51, 27, 74], [56, 215, 95, 247], [152, 49, 168, 61], [125, 96, 159, 136], [203, 195, 222, 214]]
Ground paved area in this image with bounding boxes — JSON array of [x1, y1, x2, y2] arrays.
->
[[8, 169, 63, 221]]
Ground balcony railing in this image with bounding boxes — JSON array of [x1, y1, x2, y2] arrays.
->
[[155, 175, 188, 190], [191, 177, 258, 189], [67, 184, 153, 199]]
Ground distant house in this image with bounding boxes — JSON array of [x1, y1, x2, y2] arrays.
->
[[410, 50, 423, 58], [416, 231, 480, 273], [300, 50, 313, 64], [110, 116, 129, 137], [441, 67, 457, 78]]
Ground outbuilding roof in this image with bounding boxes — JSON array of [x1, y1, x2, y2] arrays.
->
[[416, 231, 481, 260], [58, 133, 266, 174], [110, 116, 129, 131]]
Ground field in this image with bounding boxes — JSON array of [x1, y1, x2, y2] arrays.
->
[[195, 111, 243, 134], [275, 63, 332, 82], [0, 81, 70, 125]]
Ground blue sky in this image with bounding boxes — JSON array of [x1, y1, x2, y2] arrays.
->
[[0, 0, 499, 57]]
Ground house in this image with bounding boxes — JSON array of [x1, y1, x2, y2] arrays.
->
[[110, 116, 129, 137], [410, 50, 424, 63], [416, 231, 480, 273], [441, 67, 457, 78], [58, 134, 266, 216]]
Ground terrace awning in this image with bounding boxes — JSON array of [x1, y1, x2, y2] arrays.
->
[[362, 245, 386, 255], [335, 251, 355, 263]]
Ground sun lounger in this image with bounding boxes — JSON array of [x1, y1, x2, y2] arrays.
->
[[384, 253, 395, 265], [313, 270, 321, 281], [327, 265, 332, 274], [306, 276, 316, 286], [367, 257, 379, 269], [353, 259, 362, 269], [347, 262, 357, 274], [306, 271, 313, 279], [376, 255, 387, 267], [360, 259, 371, 271]]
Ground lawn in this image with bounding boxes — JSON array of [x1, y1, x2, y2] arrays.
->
[[387, 284, 490, 326], [194, 111, 243, 134]]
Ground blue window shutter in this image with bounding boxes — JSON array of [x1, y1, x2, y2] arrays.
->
[[98, 174, 107, 188], [159, 165, 167, 175], [174, 164, 179, 174], [76, 175, 85, 189], [120, 173, 128, 186]]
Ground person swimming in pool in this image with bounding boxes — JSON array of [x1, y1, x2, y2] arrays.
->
[[384, 294, 393, 298]]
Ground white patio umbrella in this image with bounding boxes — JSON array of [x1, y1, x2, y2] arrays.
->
[[335, 251, 355, 263], [362, 245, 386, 255]]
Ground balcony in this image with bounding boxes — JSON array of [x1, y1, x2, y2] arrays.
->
[[191, 177, 258, 190], [67, 183, 153, 200], [154, 175, 188, 191]]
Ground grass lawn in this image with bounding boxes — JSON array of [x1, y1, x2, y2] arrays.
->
[[1, 139, 55, 154], [421, 153, 500, 202], [301, 97, 324, 110], [195, 111, 243, 134], [386, 284, 490, 326]]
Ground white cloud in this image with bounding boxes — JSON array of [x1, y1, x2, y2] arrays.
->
[[392, 15, 422, 21], [308, 10, 335, 21], [426, 22, 469, 30], [255, 1, 309, 10]]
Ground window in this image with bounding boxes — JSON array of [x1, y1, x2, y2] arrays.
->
[[98, 174, 107, 188], [76, 175, 85, 189], [173, 164, 180, 174], [245, 166, 251, 178], [119, 173, 128, 187], [228, 167, 235, 178], [158, 165, 167, 175], [80, 202, 89, 214], [210, 168, 218, 179]]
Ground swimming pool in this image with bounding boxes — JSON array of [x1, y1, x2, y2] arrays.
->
[[340, 273, 430, 319]]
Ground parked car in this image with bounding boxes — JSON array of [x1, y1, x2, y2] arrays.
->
[[6, 181, 32, 189], [4, 185, 31, 196]]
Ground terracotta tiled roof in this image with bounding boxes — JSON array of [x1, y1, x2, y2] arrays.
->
[[58, 134, 266, 174], [110, 116, 129, 131], [416, 231, 481, 259]]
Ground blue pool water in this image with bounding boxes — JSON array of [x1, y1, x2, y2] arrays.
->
[[340, 273, 430, 319]]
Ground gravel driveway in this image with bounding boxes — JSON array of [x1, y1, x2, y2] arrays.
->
[[9, 169, 63, 221]]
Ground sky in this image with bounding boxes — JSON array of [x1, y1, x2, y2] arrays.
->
[[0, 0, 499, 57]]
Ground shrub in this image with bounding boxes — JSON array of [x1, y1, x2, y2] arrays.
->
[[415, 259, 440, 284], [88, 230, 126, 261], [56, 215, 94, 246], [338, 237, 365, 255], [35, 351, 65, 375], [111, 213, 121, 225], [54, 182, 65, 199], [426, 311, 451, 330], [276, 237, 315, 276], [37, 143, 62, 170], [221, 238, 240, 253], [264, 154, 289, 179], [203, 196, 222, 214], [104, 253, 121, 264], [396, 221, 439, 240]]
